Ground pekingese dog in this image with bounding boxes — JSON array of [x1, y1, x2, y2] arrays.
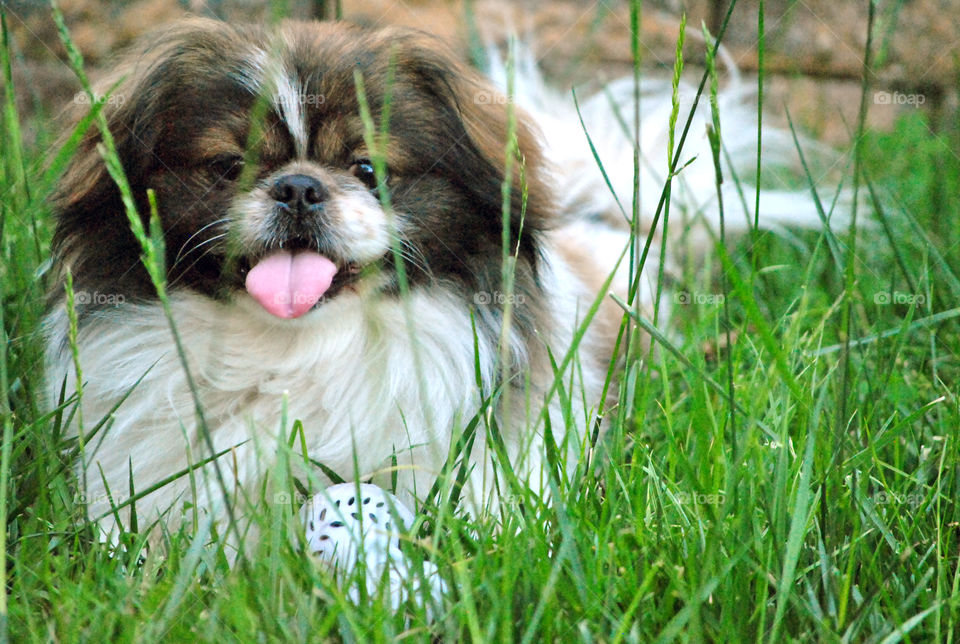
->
[[45, 17, 826, 550]]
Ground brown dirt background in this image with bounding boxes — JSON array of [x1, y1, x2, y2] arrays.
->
[[4, 0, 958, 147]]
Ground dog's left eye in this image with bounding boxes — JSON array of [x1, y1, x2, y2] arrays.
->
[[350, 159, 383, 190], [208, 155, 245, 182]]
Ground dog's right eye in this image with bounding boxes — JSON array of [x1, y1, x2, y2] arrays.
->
[[350, 158, 382, 190], [208, 155, 245, 182]]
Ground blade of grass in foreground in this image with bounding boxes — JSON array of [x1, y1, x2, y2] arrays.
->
[[48, 5, 262, 584], [832, 6, 876, 575], [0, 9, 22, 642], [769, 388, 818, 641], [1, 10, 37, 263], [0, 413, 11, 644]]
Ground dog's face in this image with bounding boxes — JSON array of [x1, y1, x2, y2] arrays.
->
[[53, 19, 551, 321]]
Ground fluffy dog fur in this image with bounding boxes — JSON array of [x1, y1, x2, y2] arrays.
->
[[45, 18, 827, 545]]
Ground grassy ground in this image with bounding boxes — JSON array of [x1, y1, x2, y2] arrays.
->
[[4, 2, 960, 642]]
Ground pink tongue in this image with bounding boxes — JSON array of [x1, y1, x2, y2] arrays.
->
[[245, 251, 338, 319]]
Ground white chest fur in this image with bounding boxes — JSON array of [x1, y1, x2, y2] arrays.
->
[[48, 288, 497, 532]]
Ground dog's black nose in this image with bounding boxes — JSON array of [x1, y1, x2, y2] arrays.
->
[[270, 174, 329, 213]]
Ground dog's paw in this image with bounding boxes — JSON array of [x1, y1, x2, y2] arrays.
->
[[300, 483, 447, 616]]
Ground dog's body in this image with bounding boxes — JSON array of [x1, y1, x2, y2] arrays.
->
[[44, 18, 827, 543], [46, 245, 616, 533]]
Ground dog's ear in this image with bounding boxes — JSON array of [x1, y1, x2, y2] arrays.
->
[[50, 67, 160, 297], [379, 30, 554, 239], [50, 19, 240, 295], [455, 70, 549, 202], [54, 19, 236, 226]]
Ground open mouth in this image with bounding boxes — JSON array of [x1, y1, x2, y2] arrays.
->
[[239, 241, 365, 318]]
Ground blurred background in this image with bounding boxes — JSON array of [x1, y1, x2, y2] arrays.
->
[[2, 0, 958, 148]]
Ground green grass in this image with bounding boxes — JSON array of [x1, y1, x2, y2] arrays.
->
[[4, 1, 960, 642]]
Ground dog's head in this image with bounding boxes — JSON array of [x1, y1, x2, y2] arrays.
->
[[53, 18, 552, 320]]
